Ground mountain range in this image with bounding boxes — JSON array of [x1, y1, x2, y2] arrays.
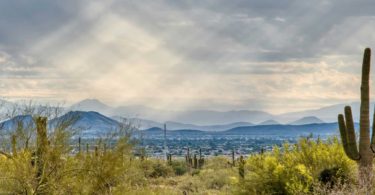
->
[[1, 111, 121, 138], [289, 116, 325, 125], [69, 98, 373, 125], [0, 98, 371, 135], [0, 110, 343, 139], [69, 99, 334, 124], [71, 99, 274, 125], [115, 117, 254, 131]]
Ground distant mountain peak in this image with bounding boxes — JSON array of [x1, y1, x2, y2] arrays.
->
[[73, 98, 108, 106], [50, 110, 120, 138], [145, 127, 163, 131], [0, 114, 35, 132], [259, 119, 280, 125], [70, 99, 112, 113], [290, 116, 325, 125]]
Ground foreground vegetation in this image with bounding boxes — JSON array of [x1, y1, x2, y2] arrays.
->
[[0, 124, 369, 195], [0, 99, 370, 194]]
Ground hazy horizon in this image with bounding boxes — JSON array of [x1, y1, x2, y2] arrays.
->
[[0, 97, 367, 117], [1, 1, 375, 113]]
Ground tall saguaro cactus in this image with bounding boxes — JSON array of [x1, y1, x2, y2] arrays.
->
[[36, 117, 48, 183], [338, 48, 374, 181]]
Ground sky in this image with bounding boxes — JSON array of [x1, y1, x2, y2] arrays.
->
[[1, 0, 375, 114]]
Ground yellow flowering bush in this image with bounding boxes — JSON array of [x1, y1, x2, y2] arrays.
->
[[236, 137, 356, 195]]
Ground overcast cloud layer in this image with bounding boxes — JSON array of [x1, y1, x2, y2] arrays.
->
[[1, 0, 375, 113]]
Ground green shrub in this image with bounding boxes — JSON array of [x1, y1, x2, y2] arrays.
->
[[149, 160, 174, 178], [199, 168, 235, 190], [204, 156, 232, 170], [170, 160, 188, 176]]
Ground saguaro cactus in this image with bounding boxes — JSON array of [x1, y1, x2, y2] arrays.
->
[[103, 143, 107, 154], [94, 146, 99, 157], [338, 48, 374, 182], [78, 137, 81, 153], [167, 154, 172, 165], [198, 156, 204, 169], [11, 134, 17, 156], [198, 148, 204, 168], [186, 147, 192, 167], [36, 117, 48, 183], [238, 155, 245, 179], [86, 143, 89, 155], [260, 147, 265, 155], [193, 154, 199, 169], [231, 149, 235, 166]]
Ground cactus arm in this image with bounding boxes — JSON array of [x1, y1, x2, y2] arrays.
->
[[338, 114, 353, 159], [344, 106, 360, 159]]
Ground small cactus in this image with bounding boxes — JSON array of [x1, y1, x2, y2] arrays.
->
[[11, 134, 17, 156], [231, 149, 235, 166], [86, 143, 89, 155], [198, 148, 204, 168], [167, 154, 172, 165], [140, 148, 146, 161], [193, 154, 198, 169], [78, 137, 81, 154], [238, 155, 245, 179], [260, 147, 264, 155], [186, 148, 192, 167], [198, 157, 204, 169], [94, 146, 98, 157]]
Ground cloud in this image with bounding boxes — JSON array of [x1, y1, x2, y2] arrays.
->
[[0, 0, 375, 113], [274, 17, 286, 22]]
